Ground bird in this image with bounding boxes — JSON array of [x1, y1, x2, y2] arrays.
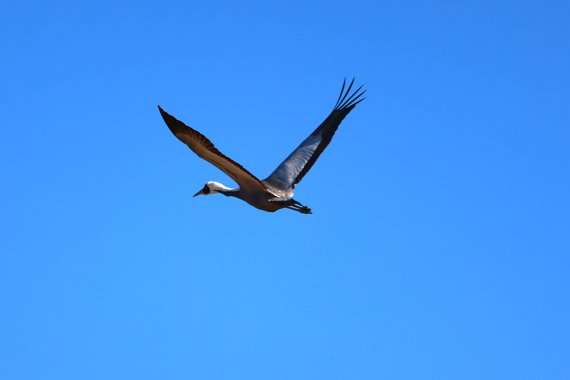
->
[[158, 78, 365, 214]]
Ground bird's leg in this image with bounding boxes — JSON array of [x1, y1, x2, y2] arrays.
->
[[289, 205, 312, 214], [269, 197, 312, 214], [286, 201, 312, 214]]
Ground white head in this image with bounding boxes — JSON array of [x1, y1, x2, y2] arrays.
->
[[193, 181, 233, 197]]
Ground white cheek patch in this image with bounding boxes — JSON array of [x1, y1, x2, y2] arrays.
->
[[206, 181, 234, 193]]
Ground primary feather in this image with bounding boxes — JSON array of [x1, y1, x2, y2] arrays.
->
[[263, 78, 366, 194]]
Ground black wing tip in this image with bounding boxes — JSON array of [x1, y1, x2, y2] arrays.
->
[[334, 78, 366, 111], [157, 105, 169, 119], [157, 104, 169, 117], [157, 105, 186, 135], [157, 105, 181, 126]]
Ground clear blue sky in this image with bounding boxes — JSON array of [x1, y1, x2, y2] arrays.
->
[[1, 1, 569, 379]]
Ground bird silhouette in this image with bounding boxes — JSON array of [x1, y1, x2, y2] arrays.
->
[[158, 78, 365, 214]]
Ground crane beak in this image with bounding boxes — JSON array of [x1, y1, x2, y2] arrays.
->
[[193, 189, 204, 197]]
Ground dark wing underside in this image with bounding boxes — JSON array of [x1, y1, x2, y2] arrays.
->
[[158, 106, 267, 193], [263, 78, 365, 193]]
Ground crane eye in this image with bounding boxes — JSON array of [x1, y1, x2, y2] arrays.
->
[[202, 185, 211, 194]]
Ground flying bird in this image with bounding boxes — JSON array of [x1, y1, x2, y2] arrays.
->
[[158, 78, 365, 214]]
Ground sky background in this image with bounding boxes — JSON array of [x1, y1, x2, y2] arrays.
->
[[1, 1, 569, 379]]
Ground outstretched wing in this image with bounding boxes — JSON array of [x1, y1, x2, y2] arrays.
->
[[263, 78, 365, 193], [158, 106, 268, 193]]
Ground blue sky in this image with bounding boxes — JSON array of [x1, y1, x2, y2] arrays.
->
[[1, 1, 569, 379]]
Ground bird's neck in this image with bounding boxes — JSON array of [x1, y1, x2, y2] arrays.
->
[[208, 181, 234, 192], [219, 188, 239, 197], [206, 181, 239, 197]]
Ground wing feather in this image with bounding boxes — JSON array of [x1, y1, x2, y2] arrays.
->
[[263, 78, 365, 192], [158, 106, 267, 193]]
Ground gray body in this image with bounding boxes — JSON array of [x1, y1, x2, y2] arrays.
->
[[158, 79, 365, 214], [219, 187, 309, 213]]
